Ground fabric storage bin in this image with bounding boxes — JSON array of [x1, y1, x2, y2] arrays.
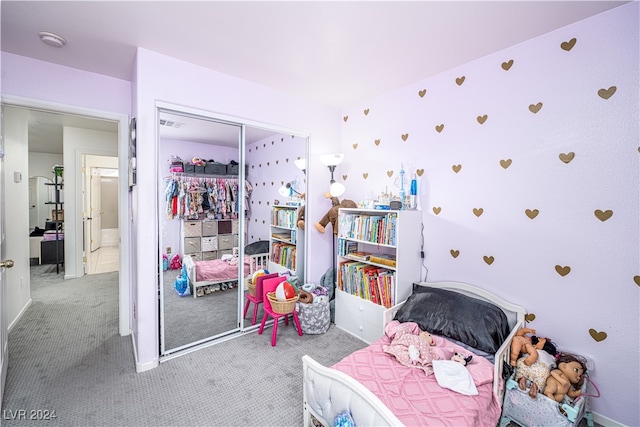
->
[[185, 252, 202, 262], [218, 249, 233, 258], [218, 235, 234, 250], [201, 236, 218, 252], [184, 237, 202, 253], [218, 220, 232, 235], [232, 219, 239, 234], [202, 251, 217, 261], [194, 165, 205, 174], [184, 163, 195, 173], [205, 163, 227, 175], [202, 221, 218, 236], [183, 221, 202, 237], [499, 376, 593, 427], [298, 299, 330, 334], [233, 234, 239, 247]]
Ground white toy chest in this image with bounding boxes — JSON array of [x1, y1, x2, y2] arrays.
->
[[499, 376, 593, 427]]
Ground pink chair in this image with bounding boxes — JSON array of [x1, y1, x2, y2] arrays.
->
[[244, 273, 277, 325], [258, 276, 303, 346]]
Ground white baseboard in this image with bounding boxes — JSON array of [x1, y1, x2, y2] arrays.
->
[[593, 411, 625, 427], [7, 298, 32, 332], [131, 333, 158, 373]]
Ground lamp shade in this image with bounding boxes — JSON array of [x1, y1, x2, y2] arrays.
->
[[329, 182, 345, 197], [278, 185, 290, 197], [294, 158, 306, 171], [320, 153, 344, 167]]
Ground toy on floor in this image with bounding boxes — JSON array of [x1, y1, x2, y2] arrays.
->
[[544, 353, 587, 403], [314, 193, 357, 235]]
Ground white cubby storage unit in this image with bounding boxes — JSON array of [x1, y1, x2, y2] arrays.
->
[[335, 208, 422, 343], [182, 218, 240, 261], [269, 205, 305, 278]]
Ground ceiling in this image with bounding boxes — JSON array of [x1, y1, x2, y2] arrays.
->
[[1, 1, 628, 153]]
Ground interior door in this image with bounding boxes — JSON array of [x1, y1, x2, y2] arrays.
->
[[90, 167, 102, 252]]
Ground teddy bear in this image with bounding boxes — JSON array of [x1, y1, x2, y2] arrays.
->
[[314, 193, 357, 235], [544, 353, 587, 402]]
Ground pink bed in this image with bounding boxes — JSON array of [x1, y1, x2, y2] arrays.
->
[[183, 252, 269, 298], [332, 328, 502, 426]]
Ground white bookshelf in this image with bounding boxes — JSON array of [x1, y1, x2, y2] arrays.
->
[[269, 205, 305, 278], [335, 208, 422, 343]]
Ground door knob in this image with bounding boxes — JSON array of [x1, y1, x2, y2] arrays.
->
[[0, 259, 14, 268]]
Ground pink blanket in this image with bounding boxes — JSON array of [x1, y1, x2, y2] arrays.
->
[[195, 257, 250, 282], [332, 321, 501, 426]]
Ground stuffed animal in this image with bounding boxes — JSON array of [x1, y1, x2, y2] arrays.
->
[[509, 328, 554, 368], [544, 353, 587, 402], [314, 193, 357, 235], [451, 352, 473, 366]]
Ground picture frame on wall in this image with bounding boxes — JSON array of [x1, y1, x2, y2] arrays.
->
[[129, 117, 137, 189]]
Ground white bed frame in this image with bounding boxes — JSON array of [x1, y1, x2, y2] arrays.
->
[[302, 281, 526, 427], [183, 253, 269, 298]]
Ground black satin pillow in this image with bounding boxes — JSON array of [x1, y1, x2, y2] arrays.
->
[[393, 284, 510, 354], [245, 240, 269, 256]]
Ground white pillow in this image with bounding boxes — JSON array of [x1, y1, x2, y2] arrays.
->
[[432, 360, 478, 396]]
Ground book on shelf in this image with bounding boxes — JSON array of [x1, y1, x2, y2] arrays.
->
[[369, 254, 397, 268], [347, 251, 370, 261]]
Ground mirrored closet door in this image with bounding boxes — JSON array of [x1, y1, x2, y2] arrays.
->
[[158, 105, 309, 356]]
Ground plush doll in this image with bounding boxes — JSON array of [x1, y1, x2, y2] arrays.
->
[[314, 193, 357, 235], [296, 194, 306, 229], [515, 345, 557, 398], [544, 353, 587, 403], [509, 328, 555, 367], [451, 352, 473, 366]]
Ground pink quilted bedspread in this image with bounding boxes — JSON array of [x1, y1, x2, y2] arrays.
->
[[195, 257, 250, 282], [332, 323, 502, 426]]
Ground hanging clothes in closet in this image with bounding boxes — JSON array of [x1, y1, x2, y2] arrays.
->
[[164, 175, 248, 221]]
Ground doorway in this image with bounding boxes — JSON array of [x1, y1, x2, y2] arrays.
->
[[2, 95, 131, 338], [83, 155, 119, 275]]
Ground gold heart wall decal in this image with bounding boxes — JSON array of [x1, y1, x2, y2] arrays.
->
[[263, 143, 266, 147], [286, 158, 289, 162], [561, 38, 577, 51], [258, 201, 261, 204], [525, 313, 536, 322], [500, 159, 512, 169], [401, 133, 409, 141], [418, 89, 427, 98], [456, 76, 465, 86], [598, 86, 617, 100], [432, 207, 441, 215], [452, 164, 462, 173], [266, 201, 270, 205], [342, 175, 348, 181], [255, 146, 259, 151], [450, 249, 460, 258], [525, 209, 539, 219], [559, 152, 575, 163], [275, 160, 279, 164], [529, 102, 543, 113], [501, 60, 514, 71], [271, 182, 274, 186], [280, 181, 284, 185], [387, 170, 393, 177], [589, 329, 607, 342], [416, 169, 424, 176], [251, 165, 255, 169], [267, 162, 270, 166], [473, 208, 484, 217], [272, 140, 275, 145], [594, 209, 613, 221], [435, 124, 444, 133], [374, 139, 381, 146], [343, 116, 349, 122], [352, 143, 358, 149], [259, 164, 262, 168], [249, 148, 252, 153], [364, 108, 370, 116], [634, 276, 640, 286], [483, 256, 494, 265], [477, 115, 488, 124], [362, 173, 369, 179], [555, 265, 571, 277]]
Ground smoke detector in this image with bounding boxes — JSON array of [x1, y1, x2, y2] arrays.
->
[[38, 31, 66, 48]]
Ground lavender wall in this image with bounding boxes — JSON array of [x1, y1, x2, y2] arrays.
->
[[338, 4, 638, 425], [134, 48, 341, 368]]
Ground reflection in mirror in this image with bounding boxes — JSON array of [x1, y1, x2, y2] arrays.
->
[[29, 176, 54, 232], [158, 106, 308, 356], [158, 108, 244, 354]]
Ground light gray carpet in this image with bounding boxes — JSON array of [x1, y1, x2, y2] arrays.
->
[[162, 269, 242, 351], [1, 264, 367, 426]]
